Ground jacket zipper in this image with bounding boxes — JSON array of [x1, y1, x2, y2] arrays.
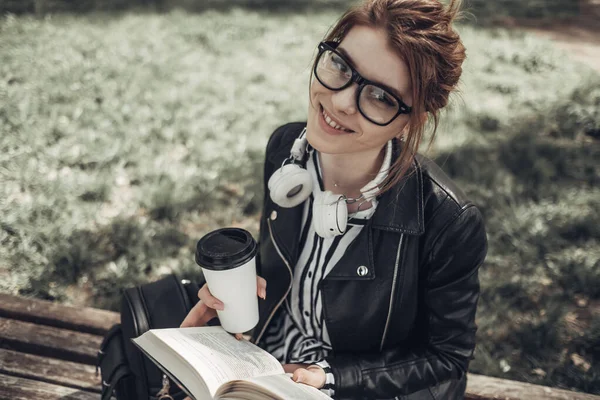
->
[[254, 218, 294, 344], [380, 233, 404, 351]]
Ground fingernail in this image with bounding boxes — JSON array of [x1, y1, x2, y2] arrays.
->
[[215, 303, 224, 310], [261, 289, 266, 300]]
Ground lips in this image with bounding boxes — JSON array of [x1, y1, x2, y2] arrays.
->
[[319, 105, 354, 133]]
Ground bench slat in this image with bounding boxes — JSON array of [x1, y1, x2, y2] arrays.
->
[[0, 349, 101, 393], [466, 373, 600, 400], [0, 317, 101, 365], [0, 373, 98, 400], [0, 293, 119, 335], [2, 292, 598, 400]]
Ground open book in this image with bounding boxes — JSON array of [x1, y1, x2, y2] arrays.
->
[[132, 326, 332, 400]]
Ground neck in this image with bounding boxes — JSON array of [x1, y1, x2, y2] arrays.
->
[[318, 146, 385, 199]]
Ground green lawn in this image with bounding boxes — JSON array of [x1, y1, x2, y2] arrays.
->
[[0, 8, 598, 394]]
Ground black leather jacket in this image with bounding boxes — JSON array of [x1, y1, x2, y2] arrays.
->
[[249, 122, 488, 400]]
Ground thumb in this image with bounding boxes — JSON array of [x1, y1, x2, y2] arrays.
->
[[292, 366, 326, 389], [292, 369, 307, 384], [292, 368, 321, 388]]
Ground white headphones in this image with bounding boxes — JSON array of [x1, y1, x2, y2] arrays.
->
[[268, 127, 392, 238], [267, 128, 313, 208]]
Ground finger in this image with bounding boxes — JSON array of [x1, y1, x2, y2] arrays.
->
[[180, 301, 203, 327], [256, 276, 267, 300], [292, 369, 310, 385], [198, 284, 224, 310], [283, 363, 305, 373], [194, 302, 218, 326], [306, 365, 327, 388], [180, 301, 217, 327], [234, 333, 244, 340], [292, 368, 325, 389]]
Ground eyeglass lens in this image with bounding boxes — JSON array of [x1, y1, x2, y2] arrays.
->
[[316, 49, 400, 125]]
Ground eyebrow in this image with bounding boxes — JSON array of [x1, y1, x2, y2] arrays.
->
[[336, 46, 407, 100]]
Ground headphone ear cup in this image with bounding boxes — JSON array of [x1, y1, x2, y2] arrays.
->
[[268, 164, 313, 208], [313, 190, 347, 238]]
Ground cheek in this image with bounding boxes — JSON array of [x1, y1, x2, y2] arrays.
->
[[357, 125, 404, 145], [309, 82, 328, 113], [383, 116, 410, 139], [308, 84, 318, 107], [310, 78, 329, 97]]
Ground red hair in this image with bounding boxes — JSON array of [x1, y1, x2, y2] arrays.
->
[[311, 0, 466, 191]]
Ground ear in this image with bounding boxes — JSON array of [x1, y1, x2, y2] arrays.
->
[[396, 124, 409, 141], [396, 112, 427, 140]]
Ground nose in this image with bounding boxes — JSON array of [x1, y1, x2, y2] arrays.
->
[[330, 84, 358, 116]]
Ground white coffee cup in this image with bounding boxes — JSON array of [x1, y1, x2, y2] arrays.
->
[[195, 228, 259, 333]]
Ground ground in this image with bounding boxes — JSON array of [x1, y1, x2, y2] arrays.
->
[[502, 0, 600, 71]]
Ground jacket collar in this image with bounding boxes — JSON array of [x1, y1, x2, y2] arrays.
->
[[267, 126, 425, 237], [371, 141, 425, 235]]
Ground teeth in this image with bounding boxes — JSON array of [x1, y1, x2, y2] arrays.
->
[[322, 109, 351, 132], [326, 115, 338, 128]]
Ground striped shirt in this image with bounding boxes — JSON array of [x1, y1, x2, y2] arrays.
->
[[261, 143, 391, 398]]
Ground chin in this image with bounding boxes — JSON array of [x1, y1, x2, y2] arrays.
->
[[306, 105, 350, 155], [306, 117, 336, 155]]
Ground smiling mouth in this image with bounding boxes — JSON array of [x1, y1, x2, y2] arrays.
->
[[320, 105, 354, 133]]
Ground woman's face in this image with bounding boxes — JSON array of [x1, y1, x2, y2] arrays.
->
[[307, 25, 412, 156]]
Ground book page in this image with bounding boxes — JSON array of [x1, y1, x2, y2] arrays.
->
[[152, 327, 284, 397], [215, 374, 332, 400]]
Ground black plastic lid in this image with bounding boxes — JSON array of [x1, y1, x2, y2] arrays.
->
[[195, 228, 257, 271]]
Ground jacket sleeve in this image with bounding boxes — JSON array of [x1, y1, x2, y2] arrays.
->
[[327, 205, 488, 399]]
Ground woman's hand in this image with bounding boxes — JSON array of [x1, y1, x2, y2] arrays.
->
[[179, 276, 267, 400], [180, 276, 267, 340], [283, 364, 326, 389]]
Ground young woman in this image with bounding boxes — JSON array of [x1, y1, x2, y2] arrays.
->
[[182, 0, 487, 398]]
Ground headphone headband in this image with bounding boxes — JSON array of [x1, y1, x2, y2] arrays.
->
[[290, 127, 308, 161]]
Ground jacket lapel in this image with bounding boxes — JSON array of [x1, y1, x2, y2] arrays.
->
[[267, 201, 304, 265], [265, 131, 425, 278], [265, 128, 307, 265], [323, 221, 376, 280], [325, 144, 425, 280]]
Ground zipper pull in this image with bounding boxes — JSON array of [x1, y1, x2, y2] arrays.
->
[[156, 374, 174, 400]]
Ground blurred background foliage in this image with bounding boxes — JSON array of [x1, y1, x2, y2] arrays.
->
[[0, 0, 587, 20], [1, 0, 599, 395]]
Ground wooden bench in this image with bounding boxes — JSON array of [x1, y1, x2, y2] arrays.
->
[[0, 293, 598, 400], [0, 293, 118, 399]]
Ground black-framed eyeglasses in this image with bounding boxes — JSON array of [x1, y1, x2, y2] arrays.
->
[[314, 41, 412, 126]]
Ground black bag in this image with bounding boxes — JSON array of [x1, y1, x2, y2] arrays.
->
[[98, 274, 201, 400]]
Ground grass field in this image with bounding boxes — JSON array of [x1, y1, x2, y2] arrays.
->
[[0, 7, 599, 394]]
